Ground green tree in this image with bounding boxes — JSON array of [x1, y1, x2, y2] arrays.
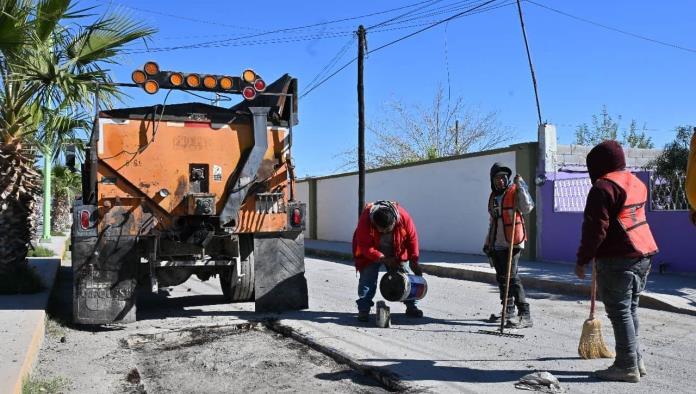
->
[[575, 105, 654, 148], [0, 0, 154, 281], [648, 126, 692, 180]]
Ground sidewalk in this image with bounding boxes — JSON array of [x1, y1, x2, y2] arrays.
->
[[0, 236, 66, 394], [305, 239, 696, 317]]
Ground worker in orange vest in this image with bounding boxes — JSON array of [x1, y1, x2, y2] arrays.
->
[[575, 140, 659, 383], [483, 163, 535, 329]]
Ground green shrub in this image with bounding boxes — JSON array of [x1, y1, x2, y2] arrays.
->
[[27, 246, 55, 257]]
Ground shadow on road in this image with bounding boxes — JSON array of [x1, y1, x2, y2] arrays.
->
[[360, 358, 600, 384]]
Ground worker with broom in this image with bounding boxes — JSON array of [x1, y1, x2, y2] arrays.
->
[[483, 163, 535, 329], [575, 140, 658, 383]]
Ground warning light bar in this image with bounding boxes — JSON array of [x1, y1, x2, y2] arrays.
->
[[131, 62, 266, 101]]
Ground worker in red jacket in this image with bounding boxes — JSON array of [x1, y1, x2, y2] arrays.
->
[[575, 140, 658, 383], [352, 201, 423, 322]]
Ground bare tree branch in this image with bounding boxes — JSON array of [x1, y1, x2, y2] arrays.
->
[[339, 86, 512, 170]]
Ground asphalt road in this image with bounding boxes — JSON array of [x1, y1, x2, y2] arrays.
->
[[33, 256, 696, 393]]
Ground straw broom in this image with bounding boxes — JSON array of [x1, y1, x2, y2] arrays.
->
[[578, 261, 614, 359]]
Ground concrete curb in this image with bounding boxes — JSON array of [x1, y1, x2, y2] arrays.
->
[[13, 309, 46, 394], [0, 258, 60, 394], [305, 248, 696, 317]]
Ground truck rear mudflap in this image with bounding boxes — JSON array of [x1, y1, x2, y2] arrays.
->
[[254, 231, 308, 312], [72, 236, 138, 325]]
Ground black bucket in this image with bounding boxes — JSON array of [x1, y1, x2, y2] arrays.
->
[[379, 271, 428, 302]]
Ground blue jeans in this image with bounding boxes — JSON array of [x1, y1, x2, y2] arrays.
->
[[596, 257, 651, 369], [356, 262, 417, 312]]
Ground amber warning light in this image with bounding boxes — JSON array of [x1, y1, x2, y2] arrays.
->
[[131, 62, 266, 101]]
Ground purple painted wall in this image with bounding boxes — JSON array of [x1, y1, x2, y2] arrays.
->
[[540, 171, 696, 273]]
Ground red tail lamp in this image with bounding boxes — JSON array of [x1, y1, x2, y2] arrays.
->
[[242, 86, 256, 100], [292, 208, 302, 226], [253, 79, 266, 92], [80, 210, 90, 230]]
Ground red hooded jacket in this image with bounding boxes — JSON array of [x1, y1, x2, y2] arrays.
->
[[352, 203, 419, 272]]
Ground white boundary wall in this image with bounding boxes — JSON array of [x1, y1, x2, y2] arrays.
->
[[303, 150, 516, 254]]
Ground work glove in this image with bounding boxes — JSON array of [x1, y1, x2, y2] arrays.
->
[[409, 260, 423, 276], [380, 256, 401, 270]]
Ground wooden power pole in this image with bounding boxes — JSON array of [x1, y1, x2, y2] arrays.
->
[[357, 25, 366, 217]]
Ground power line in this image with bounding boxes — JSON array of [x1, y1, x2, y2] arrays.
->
[[367, 0, 446, 30], [367, 0, 498, 55], [120, 0, 451, 54], [376, 0, 497, 28], [526, 0, 696, 55], [371, 1, 515, 33], [112, 3, 259, 31], [300, 0, 500, 99], [302, 38, 356, 95], [122, 31, 354, 54]]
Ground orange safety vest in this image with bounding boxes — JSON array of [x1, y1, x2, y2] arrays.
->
[[489, 184, 526, 245], [601, 171, 659, 256]]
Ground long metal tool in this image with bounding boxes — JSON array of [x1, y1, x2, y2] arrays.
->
[[477, 178, 524, 339]]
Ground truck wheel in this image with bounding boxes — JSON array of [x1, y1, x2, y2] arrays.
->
[[220, 236, 255, 302]]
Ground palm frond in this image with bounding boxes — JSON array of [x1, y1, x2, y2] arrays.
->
[[66, 12, 155, 67], [34, 0, 70, 42]]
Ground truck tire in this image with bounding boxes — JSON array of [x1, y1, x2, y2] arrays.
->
[[220, 235, 255, 302]]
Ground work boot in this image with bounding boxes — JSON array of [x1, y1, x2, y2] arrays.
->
[[505, 314, 533, 329], [405, 306, 424, 318], [357, 310, 369, 322], [488, 304, 516, 322], [638, 358, 647, 377], [594, 365, 640, 383]]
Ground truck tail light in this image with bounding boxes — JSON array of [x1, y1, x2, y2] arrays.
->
[[80, 210, 90, 230], [292, 208, 302, 226], [254, 78, 266, 92], [242, 86, 256, 100]]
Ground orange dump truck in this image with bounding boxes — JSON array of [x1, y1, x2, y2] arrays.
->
[[71, 63, 307, 324]]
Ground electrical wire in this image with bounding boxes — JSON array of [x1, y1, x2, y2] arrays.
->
[[526, 0, 696, 55], [302, 38, 355, 95], [367, 0, 447, 30], [300, 0, 501, 99], [119, 0, 452, 55], [368, 0, 498, 55]]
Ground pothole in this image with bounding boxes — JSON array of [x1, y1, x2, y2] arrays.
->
[[121, 322, 392, 393]]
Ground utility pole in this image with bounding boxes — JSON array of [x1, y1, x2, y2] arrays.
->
[[515, 0, 542, 126], [357, 25, 366, 217]]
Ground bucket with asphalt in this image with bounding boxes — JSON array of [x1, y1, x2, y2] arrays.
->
[[379, 270, 428, 302]]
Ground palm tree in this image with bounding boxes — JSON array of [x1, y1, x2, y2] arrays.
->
[[51, 164, 80, 234], [0, 0, 155, 279]]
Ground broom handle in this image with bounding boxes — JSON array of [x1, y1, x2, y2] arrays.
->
[[590, 260, 597, 319], [500, 185, 518, 333]]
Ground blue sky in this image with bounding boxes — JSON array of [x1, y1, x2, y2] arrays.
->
[[80, 0, 696, 176]]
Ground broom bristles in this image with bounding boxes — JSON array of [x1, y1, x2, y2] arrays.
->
[[578, 317, 615, 359]]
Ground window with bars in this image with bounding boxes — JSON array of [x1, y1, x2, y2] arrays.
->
[[553, 177, 592, 212]]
